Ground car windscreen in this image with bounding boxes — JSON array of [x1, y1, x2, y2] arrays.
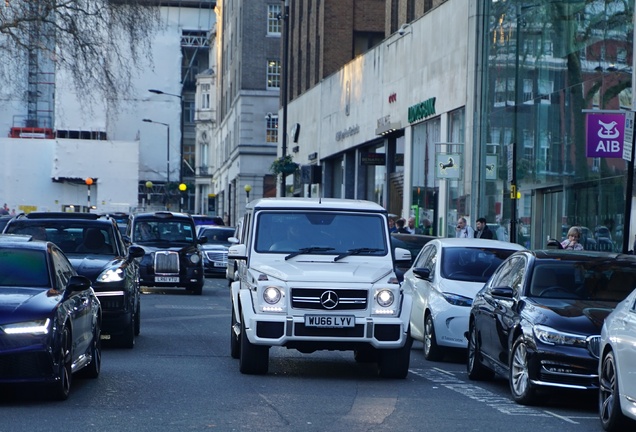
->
[[254, 211, 388, 255], [441, 247, 518, 283], [199, 228, 234, 245], [133, 219, 195, 243], [5, 222, 114, 255], [529, 261, 636, 301], [0, 249, 49, 287]]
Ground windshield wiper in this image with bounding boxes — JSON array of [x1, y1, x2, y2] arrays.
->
[[284, 247, 335, 260], [334, 248, 383, 262]]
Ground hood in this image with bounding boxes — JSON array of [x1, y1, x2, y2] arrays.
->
[[68, 255, 120, 281], [250, 260, 392, 284], [0, 287, 59, 324], [437, 278, 485, 298], [524, 298, 618, 335], [201, 244, 228, 251]]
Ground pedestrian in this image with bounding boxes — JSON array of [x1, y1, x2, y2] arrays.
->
[[455, 217, 474, 238], [406, 216, 423, 234], [561, 226, 584, 250], [474, 217, 494, 239], [422, 218, 432, 235], [388, 216, 398, 233], [0, 204, 8, 215], [395, 218, 410, 234]]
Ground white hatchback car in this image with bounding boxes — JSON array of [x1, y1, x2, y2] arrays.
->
[[402, 238, 524, 361], [599, 285, 636, 431]]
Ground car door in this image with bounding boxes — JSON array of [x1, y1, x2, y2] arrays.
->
[[477, 256, 525, 367], [52, 246, 93, 356], [405, 243, 436, 340], [617, 293, 636, 401]]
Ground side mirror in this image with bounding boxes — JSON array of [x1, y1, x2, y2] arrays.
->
[[491, 286, 514, 299], [413, 267, 432, 280], [228, 236, 239, 244], [228, 244, 247, 260], [128, 245, 145, 260], [393, 247, 411, 265], [66, 275, 92, 293]]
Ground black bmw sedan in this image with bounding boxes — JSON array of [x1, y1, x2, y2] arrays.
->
[[0, 235, 102, 400], [466, 250, 636, 405]]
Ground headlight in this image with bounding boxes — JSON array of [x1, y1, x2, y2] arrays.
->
[[1, 318, 51, 335], [441, 292, 473, 307], [376, 290, 394, 307], [263, 286, 282, 304], [533, 325, 587, 348], [190, 253, 201, 264], [97, 268, 124, 283]]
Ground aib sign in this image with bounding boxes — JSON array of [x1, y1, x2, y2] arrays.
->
[[586, 112, 625, 158]]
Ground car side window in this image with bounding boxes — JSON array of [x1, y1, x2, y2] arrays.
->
[[488, 256, 525, 297], [413, 244, 433, 268], [51, 246, 76, 290]]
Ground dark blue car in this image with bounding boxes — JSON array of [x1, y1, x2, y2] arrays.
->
[[0, 235, 102, 400]]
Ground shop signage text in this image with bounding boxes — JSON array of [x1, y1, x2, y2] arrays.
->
[[408, 97, 436, 124], [586, 112, 626, 158], [336, 125, 360, 141]]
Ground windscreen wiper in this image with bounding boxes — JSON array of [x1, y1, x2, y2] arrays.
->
[[285, 247, 335, 260], [334, 248, 383, 262]]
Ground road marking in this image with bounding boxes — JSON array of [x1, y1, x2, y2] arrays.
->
[[411, 368, 550, 418]]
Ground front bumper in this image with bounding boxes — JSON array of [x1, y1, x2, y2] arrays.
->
[[527, 343, 600, 390], [429, 302, 470, 349], [240, 290, 411, 351]]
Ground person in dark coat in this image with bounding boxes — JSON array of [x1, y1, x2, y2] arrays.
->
[[395, 218, 410, 234], [474, 217, 494, 239]]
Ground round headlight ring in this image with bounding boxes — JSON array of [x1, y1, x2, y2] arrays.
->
[[263, 286, 282, 304], [377, 289, 394, 307]]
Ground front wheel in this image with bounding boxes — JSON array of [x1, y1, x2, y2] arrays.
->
[[424, 313, 443, 361], [378, 335, 412, 379], [51, 326, 72, 400], [239, 313, 269, 375], [466, 323, 494, 380], [599, 350, 630, 431], [509, 337, 537, 405]]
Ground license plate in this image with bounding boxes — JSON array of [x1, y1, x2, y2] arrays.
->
[[155, 276, 179, 283], [304, 315, 355, 328], [213, 262, 227, 267]]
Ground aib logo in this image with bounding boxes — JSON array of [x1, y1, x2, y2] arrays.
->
[[388, 93, 397, 103]]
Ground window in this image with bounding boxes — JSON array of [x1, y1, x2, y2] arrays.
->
[[200, 84, 210, 110], [267, 4, 282, 35], [494, 78, 506, 107], [266, 115, 278, 143], [267, 60, 281, 89], [523, 79, 533, 104], [538, 80, 553, 104]]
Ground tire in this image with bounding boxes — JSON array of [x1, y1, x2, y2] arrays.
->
[[378, 335, 413, 379], [239, 313, 269, 375], [79, 325, 102, 379], [51, 326, 72, 401], [599, 350, 630, 431], [509, 337, 537, 405], [119, 317, 135, 349], [354, 348, 378, 363], [423, 313, 443, 361], [466, 322, 494, 380], [230, 307, 240, 359], [191, 280, 203, 295], [134, 299, 141, 336]]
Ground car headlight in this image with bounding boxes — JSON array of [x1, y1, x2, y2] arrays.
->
[[190, 253, 201, 264], [373, 288, 398, 315], [260, 285, 286, 313], [533, 324, 587, 348], [1, 318, 51, 335], [97, 268, 124, 283], [376, 289, 394, 307], [441, 292, 473, 307]]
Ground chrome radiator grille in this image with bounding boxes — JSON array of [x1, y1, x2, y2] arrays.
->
[[205, 251, 228, 263], [155, 251, 180, 274]]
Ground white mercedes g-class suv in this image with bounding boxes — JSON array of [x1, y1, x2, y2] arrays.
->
[[228, 198, 413, 378]]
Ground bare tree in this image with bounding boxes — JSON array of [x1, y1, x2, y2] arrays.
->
[[0, 1, 161, 107]]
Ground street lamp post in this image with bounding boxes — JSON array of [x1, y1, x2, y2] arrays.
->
[[279, 0, 289, 197], [179, 183, 187, 212], [148, 89, 183, 185], [244, 184, 252, 203], [85, 177, 93, 212], [145, 181, 153, 211], [143, 118, 170, 210]]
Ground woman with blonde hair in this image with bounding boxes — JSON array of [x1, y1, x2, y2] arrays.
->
[[561, 226, 584, 250]]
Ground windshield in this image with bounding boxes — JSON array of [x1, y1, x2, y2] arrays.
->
[[133, 220, 195, 244], [529, 262, 636, 301], [441, 247, 518, 283], [254, 211, 388, 256]]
